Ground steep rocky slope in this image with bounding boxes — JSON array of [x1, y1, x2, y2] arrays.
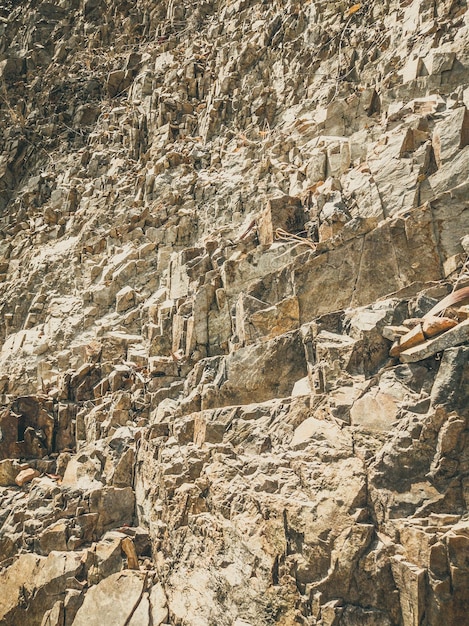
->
[[1, 0, 469, 624]]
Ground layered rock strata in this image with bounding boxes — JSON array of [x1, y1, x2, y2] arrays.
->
[[1, 0, 469, 624]]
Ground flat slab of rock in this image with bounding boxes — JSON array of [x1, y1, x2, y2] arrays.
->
[[350, 389, 400, 432], [400, 319, 469, 362], [0, 551, 83, 624], [72, 571, 145, 626], [72, 571, 168, 626]]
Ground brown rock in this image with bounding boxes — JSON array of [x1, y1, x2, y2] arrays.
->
[[39, 521, 68, 554], [350, 389, 400, 432], [433, 107, 469, 167], [257, 196, 305, 246], [106, 70, 133, 98], [0, 459, 29, 486], [455, 304, 469, 320], [389, 324, 425, 357], [400, 319, 469, 362], [422, 315, 458, 338], [391, 556, 426, 626], [71, 571, 147, 626], [0, 552, 83, 624], [248, 296, 300, 342], [121, 537, 139, 570], [115, 286, 136, 313], [15, 468, 40, 486]]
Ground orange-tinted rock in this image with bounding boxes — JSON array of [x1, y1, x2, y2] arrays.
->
[[400, 318, 469, 362], [422, 316, 458, 338], [121, 537, 139, 570], [390, 324, 425, 357], [15, 468, 40, 486]]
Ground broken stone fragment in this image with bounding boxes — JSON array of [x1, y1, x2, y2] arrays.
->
[[400, 319, 469, 362], [433, 107, 469, 167], [390, 316, 460, 356], [106, 70, 134, 98], [454, 305, 469, 320], [248, 296, 300, 343], [39, 521, 68, 554], [71, 571, 154, 626], [115, 286, 136, 313], [89, 486, 135, 535], [350, 388, 401, 432], [121, 536, 139, 569], [0, 552, 83, 624], [0, 396, 55, 460], [15, 467, 40, 486], [391, 556, 426, 626], [40, 600, 64, 626], [422, 316, 458, 338], [82, 535, 124, 585]]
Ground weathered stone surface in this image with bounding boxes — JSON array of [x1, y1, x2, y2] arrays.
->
[[0, 396, 55, 460], [1, 0, 469, 624], [0, 552, 83, 625], [72, 571, 147, 626], [257, 196, 305, 246], [391, 557, 426, 626], [430, 346, 469, 411], [351, 389, 401, 432], [0, 459, 29, 486], [422, 316, 458, 338], [115, 286, 136, 313], [89, 486, 135, 535], [38, 521, 68, 554], [295, 206, 443, 322], [15, 467, 40, 486]]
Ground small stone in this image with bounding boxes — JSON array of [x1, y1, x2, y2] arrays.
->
[[106, 69, 133, 97], [15, 468, 40, 486], [121, 537, 139, 570], [0, 459, 29, 487], [455, 305, 469, 320]]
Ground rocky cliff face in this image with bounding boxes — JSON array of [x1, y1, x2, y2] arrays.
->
[[1, 0, 469, 624]]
